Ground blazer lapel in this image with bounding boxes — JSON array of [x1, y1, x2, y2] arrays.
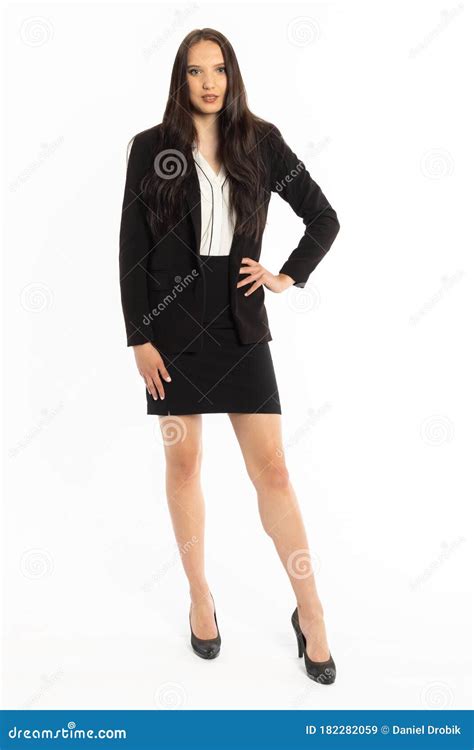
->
[[184, 160, 201, 257]]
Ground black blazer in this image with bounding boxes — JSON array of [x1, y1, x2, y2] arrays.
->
[[119, 122, 340, 352]]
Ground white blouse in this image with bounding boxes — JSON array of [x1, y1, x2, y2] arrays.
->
[[192, 145, 236, 256]]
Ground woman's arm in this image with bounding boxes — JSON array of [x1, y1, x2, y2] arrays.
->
[[119, 131, 154, 346], [268, 125, 340, 288]]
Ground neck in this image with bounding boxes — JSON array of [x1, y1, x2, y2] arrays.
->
[[193, 112, 220, 148]]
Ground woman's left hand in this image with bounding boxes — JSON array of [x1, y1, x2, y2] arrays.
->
[[237, 258, 295, 295]]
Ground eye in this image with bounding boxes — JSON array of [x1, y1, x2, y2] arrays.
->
[[188, 68, 200, 76], [217, 66, 226, 74]]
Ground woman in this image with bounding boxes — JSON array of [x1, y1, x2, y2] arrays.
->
[[119, 28, 340, 683]]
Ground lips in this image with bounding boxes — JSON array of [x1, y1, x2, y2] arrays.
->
[[202, 95, 218, 102]]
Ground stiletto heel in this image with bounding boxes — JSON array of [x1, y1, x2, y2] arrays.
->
[[189, 592, 221, 659], [291, 606, 336, 684], [296, 631, 304, 658]]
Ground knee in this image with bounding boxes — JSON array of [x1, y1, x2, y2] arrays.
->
[[166, 450, 202, 483], [251, 459, 291, 493]]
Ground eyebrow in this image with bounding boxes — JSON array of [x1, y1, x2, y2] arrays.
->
[[187, 63, 226, 69]]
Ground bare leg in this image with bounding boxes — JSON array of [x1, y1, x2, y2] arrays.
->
[[228, 412, 331, 661], [157, 414, 217, 639]]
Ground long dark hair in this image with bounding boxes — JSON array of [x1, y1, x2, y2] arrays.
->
[[140, 28, 275, 243]]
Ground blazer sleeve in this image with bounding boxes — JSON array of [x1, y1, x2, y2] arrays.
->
[[268, 126, 340, 288], [119, 132, 154, 346]]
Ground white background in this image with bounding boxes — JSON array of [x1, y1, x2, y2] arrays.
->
[[3, 0, 472, 710]]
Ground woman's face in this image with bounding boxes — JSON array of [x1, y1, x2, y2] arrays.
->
[[186, 40, 227, 115]]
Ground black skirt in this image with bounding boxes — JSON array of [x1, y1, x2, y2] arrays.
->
[[146, 255, 281, 416]]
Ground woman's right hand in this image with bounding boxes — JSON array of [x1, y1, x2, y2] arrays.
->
[[133, 342, 172, 401]]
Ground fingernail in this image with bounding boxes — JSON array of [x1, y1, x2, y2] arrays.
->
[[165, 376, 172, 382]]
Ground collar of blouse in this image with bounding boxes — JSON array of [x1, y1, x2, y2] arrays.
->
[[191, 143, 228, 187]]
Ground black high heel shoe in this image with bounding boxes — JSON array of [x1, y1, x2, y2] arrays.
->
[[189, 593, 221, 659], [291, 606, 336, 684]]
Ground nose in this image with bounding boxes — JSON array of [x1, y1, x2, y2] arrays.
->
[[202, 75, 216, 91]]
